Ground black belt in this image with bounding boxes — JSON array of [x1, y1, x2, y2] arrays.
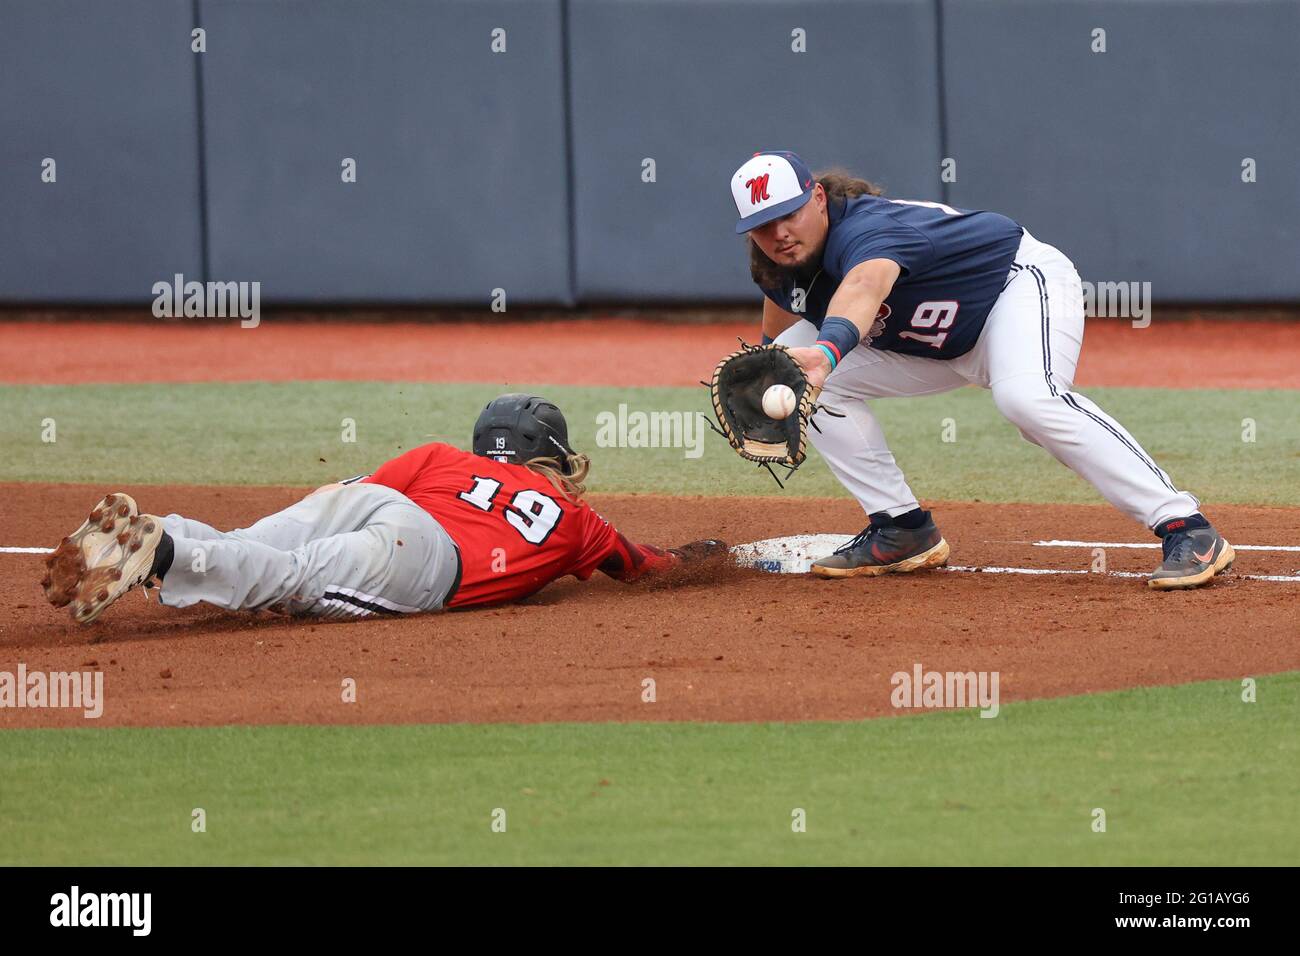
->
[[442, 546, 463, 608]]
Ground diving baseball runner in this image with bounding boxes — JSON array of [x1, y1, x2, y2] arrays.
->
[[42, 394, 723, 624], [728, 150, 1233, 590]]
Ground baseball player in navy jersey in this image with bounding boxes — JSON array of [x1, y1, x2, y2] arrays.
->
[[729, 150, 1232, 590]]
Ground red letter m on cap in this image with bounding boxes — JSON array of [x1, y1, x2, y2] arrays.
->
[[745, 174, 770, 205]]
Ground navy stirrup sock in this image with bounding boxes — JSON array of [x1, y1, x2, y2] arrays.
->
[[892, 508, 929, 530]]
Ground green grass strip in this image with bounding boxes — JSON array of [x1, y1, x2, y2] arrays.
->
[[2, 382, 1295, 505], [1, 673, 1295, 865]]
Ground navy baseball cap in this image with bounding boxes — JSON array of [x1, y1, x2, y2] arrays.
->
[[731, 150, 815, 234]]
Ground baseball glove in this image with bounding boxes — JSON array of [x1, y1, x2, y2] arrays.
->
[[707, 342, 836, 484]]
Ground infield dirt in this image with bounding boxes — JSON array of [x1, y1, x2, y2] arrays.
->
[[5, 314, 1300, 389], [3, 483, 1296, 729]]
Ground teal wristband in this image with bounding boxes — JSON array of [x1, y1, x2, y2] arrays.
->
[[814, 343, 838, 369]]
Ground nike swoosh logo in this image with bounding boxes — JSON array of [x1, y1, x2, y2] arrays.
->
[[1193, 545, 1216, 563]]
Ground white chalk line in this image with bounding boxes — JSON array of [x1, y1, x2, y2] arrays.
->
[[1034, 539, 1300, 553], [943, 565, 1300, 583], [8, 543, 1300, 582]]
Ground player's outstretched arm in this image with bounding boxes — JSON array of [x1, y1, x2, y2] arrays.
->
[[596, 531, 676, 582], [788, 257, 900, 388], [596, 531, 728, 582]]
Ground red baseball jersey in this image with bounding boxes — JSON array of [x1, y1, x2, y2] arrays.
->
[[362, 442, 655, 608]]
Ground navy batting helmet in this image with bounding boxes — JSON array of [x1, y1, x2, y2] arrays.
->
[[472, 393, 577, 472]]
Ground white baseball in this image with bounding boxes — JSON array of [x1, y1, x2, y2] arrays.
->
[[762, 384, 797, 420]]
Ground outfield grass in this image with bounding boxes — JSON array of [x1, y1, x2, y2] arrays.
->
[[1, 674, 1295, 866], [2, 381, 1297, 504]]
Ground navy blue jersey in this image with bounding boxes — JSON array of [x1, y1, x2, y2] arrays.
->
[[761, 195, 1024, 358]]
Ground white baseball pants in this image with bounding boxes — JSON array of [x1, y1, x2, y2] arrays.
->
[[777, 229, 1199, 529]]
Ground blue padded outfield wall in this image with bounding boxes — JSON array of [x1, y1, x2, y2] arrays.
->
[[198, 0, 572, 304], [941, 0, 1300, 302], [0, 0, 203, 302], [567, 0, 941, 301], [0, 0, 1295, 305]]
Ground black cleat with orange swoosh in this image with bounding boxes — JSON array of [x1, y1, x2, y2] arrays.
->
[[811, 511, 949, 579], [1148, 516, 1234, 590]]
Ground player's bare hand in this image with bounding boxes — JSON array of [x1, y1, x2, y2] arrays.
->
[[787, 346, 833, 389]]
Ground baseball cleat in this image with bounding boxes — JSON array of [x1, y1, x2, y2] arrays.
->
[[42, 492, 138, 607], [1148, 517, 1234, 590], [42, 493, 164, 623], [812, 511, 949, 578]]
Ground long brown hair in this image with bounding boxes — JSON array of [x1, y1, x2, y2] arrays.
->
[[525, 453, 591, 503], [747, 169, 884, 289]]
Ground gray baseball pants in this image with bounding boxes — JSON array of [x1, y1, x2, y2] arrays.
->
[[158, 484, 460, 619]]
